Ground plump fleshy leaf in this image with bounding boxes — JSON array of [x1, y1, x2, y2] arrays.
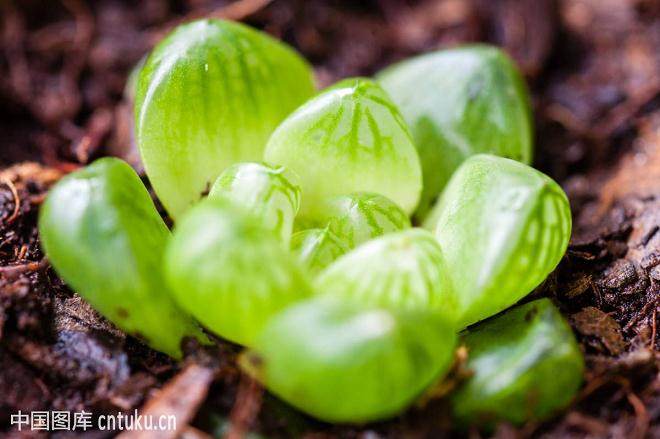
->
[[290, 227, 350, 276], [136, 19, 315, 219], [38, 158, 207, 358], [209, 162, 301, 245], [425, 154, 571, 328], [451, 298, 584, 428], [124, 56, 146, 103], [378, 45, 533, 220], [243, 297, 456, 423], [319, 192, 411, 249], [263, 78, 422, 221], [165, 198, 312, 346], [316, 229, 458, 324]]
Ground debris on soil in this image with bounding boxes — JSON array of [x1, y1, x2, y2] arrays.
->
[[116, 363, 215, 439], [572, 307, 627, 355], [1, 0, 659, 437]]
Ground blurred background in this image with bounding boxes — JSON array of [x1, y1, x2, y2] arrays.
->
[[0, 1, 659, 437], [1, 0, 657, 175]]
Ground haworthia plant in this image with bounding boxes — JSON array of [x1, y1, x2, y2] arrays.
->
[[243, 297, 456, 423], [124, 57, 145, 104], [135, 19, 315, 219], [425, 155, 571, 328], [38, 158, 207, 358], [290, 227, 350, 276], [264, 78, 422, 221], [451, 298, 584, 428], [209, 162, 301, 245], [165, 198, 312, 347], [316, 229, 458, 324], [378, 45, 533, 220], [319, 192, 411, 249]]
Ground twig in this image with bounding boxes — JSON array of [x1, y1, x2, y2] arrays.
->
[[626, 392, 649, 439], [117, 363, 214, 439], [72, 108, 114, 163], [624, 297, 659, 331], [225, 374, 263, 439], [180, 426, 213, 439], [61, 0, 94, 80], [564, 412, 609, 436], [209, 0, 274, 20], [150, 0, 274, 43], [650, 309, 657, 351], [0, 259, 49, 279], [592, 83, 660, 141], [1, 177, 20, 225], [17, 244, 28, 260], [543, 83, 660, 157]]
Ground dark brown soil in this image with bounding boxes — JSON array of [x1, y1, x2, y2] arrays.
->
[[1, 1, 659, 438]]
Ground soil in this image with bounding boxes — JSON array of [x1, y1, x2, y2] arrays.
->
[[1, 0, 659, 438]]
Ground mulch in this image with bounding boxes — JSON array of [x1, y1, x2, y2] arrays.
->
[[1, 1, 659, 437]]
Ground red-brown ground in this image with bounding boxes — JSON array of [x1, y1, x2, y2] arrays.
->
[[1, 1, 659, 437]]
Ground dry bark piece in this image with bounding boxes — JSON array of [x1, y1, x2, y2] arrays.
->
[[566, 275, 594, 299], [6, 331, 129, 386], [225, 375, 264, 439], [572, 307, 627, 355], [117, 363, 214, 439], [599, 260, 638, 290]]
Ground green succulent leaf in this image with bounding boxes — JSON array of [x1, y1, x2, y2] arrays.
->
[[244, 297, 456, 423], [136, 19, 315, 220], [264, 77, 422, 221], [209, 162, 301, 245], [290, 227, 350, 276], [38, 158, 207, 358], [124, 56, 146, 104], [425, 154, 571, 328], [319, 192, 411, 249], [165, 198, 313, 347], [378, 45, 533, 220], [316, 229, 458, 324], [451, 298, 584, 428]]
